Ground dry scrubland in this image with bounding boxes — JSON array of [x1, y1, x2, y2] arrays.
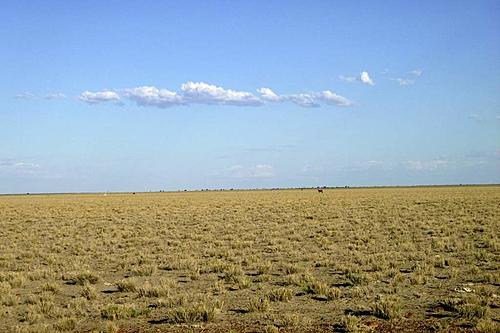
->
[[0, 186, 499, 333]]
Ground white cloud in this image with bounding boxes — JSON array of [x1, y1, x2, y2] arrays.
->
[[287, 93, 320, 107], [124, 86, 183, 108], [409, 69, 423, 76], [257, 87, 282, 102], [258, 88, 352, 107], [338, 75, 357, 83], [181, 81, 263, 106], [78, 82, 353, 109], [44, 92, 66, 100], [79, 90, 120, 104], [317, 90, 353, 106], [360, 71, 374, 85]]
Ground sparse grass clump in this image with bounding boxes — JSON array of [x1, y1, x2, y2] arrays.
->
[[276, 313, 312, 327], [81, 283, 97, 300], [297, 277, 341, 300], [136, 280, 171, 298], [152, 294, 189, 308], [266, 287, 294, 302], [372, 296, 401, 319], [282, 263, 305, 275], [163, 303, 220, 323], [223, 264, 244, 283], [212, 279, 226, 295], [100, 304, 151, 320], [13, 323, 53, 333], [235, 275, 252, 289], [53, 317, 77, 331], [40, 282, 59, 294], [439, 296, 489, 321], [130, 264, 157, 277], [116, 278, 138, 292], [255, 261, 273, 275], [0, 272, 26, 288], [340, 315, 370, 332], [248, 297, 270, 312], [475, 318, 500, 333], [264, 325, 280, 333], [63, 270, 99, 285], [0, 283, 19, 306], [346, 270, 369, 286]]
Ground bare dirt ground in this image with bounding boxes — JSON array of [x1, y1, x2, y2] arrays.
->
[[0, 186, 498, 332]]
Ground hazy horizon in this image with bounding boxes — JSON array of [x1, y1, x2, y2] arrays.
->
[[1, 1, 499, 193]]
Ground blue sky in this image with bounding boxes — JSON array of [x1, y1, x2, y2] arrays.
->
[[1, 1, 499, 193]]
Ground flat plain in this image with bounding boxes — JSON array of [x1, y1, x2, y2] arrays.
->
[[0, 186, 499, 332]]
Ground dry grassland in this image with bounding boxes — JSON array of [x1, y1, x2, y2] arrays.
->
[[0, 186, 499, 332]]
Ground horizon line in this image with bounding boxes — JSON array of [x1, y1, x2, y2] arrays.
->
[[1, 183, 499, 196]]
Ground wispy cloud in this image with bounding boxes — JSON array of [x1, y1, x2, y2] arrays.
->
[[79, 82, 352, 108], [0, 159, 40, 175], [409, 69, 423, 77], [218, 164, 275, 178], [217, 144, 296, 159], [388, 68, 423, 86], [256, 87, 352, 107], [391, 78, 414, 86], [468, 113, 483, 122], [79, 90, 121, 104], [242, 144, 296, 153], [15, 92, 36, 100], [338, 75, 357, 83], [275, 90, 353, 107], [15, 92, 67, 100], [44, 92, 66, 100], [338, 72, 374, 86], [468, 114, 500, 122], [0, 160, 38, 168], [405, 159, 448, 171], [360, 71, 374, 85]]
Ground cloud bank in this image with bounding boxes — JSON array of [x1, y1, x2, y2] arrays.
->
[[78, 82, 352, 108]]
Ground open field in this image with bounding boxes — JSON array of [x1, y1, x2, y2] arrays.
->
[[0, 186, 499, 332]]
